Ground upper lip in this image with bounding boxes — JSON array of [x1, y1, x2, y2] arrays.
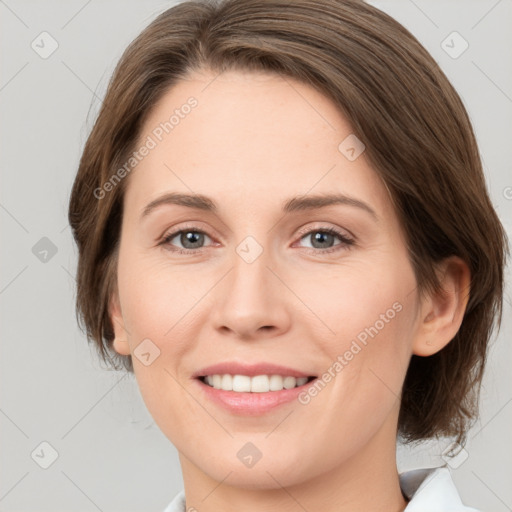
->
[[192, 362, 316, 379]]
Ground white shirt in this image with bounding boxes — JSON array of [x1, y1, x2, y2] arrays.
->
[[162, 466, 480, 512]]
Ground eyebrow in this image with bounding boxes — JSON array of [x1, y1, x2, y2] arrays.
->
[[140, 192, 378, 221]]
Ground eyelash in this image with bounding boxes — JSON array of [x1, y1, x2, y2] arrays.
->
[[159, 224, 355, 256]]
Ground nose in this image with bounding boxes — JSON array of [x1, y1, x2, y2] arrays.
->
[[210, 243, 291, 340]]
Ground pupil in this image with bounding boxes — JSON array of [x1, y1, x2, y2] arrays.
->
[[183, 231, 203, 248], [313, 232, 333, 248]]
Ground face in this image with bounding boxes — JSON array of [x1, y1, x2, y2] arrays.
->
[[110, 68, 425, 489]]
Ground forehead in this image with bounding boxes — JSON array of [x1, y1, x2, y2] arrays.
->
[[124, 69, 391, 220]]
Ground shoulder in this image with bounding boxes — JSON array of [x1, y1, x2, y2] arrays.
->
[[400, 466, 481, 511]]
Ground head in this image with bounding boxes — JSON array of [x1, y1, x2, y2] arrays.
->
[[68, 0, 508, 488]]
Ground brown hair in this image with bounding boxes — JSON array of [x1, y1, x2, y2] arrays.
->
[[68, 0, 508, 446]]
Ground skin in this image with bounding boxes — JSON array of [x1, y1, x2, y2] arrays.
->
[[109, 68, 470, 512]]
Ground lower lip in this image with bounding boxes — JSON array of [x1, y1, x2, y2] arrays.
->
[[194, 377, 316, 415]]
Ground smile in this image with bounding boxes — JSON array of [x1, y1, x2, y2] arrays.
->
[[195, 374, 318, 415], [200, 374, 316, 392]]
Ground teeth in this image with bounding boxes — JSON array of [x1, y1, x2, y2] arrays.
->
[[202, 374, 310, 392]]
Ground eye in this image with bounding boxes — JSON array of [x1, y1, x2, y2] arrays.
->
[[160, 227, 214, 254], [295, 226, 355, 254], [159, 225, 355, 256]]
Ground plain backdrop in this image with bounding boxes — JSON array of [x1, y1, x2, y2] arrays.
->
[[1, 0, 511, 511]]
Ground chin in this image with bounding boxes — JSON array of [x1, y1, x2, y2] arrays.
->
[[197, 450, 315, 490]]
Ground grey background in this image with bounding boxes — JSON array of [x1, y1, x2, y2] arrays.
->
[[1, 0, 511, 511]]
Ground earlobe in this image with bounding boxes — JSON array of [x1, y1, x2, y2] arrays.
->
[[412, 256, 471, 357], [112, 337, 131, 356], [109, 292, 131, 356]]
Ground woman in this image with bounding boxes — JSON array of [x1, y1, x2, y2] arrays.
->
[[67, 0, 508, 510]]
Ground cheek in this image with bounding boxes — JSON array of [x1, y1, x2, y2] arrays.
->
[[118, 260, 201, 434], [119, 251, 203, 344], [302, 299, 415, 463], [304, 258, 417, 409], [302, 260, 415, 354]]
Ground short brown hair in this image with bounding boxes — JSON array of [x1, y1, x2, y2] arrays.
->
[[68, 0, 508, 446]]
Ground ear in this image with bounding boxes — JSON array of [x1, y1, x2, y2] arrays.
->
[[109, 291, 131, 356], [412, 256, 471, 356]]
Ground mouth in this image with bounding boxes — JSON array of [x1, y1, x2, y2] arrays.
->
[[197, 374, 317, 393], [191, 362, 318, 414], [194, 374, 318, 415]]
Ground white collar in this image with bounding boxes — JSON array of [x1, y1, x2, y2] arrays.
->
[[401, 466, 480, 511], [163, 466, 480, 512]]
